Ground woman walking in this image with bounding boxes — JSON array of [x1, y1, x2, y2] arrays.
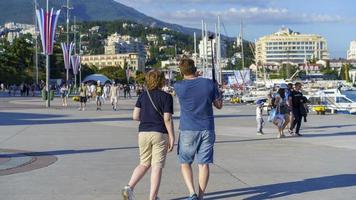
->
[[122, 69, 175, 200], [272, 85, 290, 138], [60, 83, 69, 107]]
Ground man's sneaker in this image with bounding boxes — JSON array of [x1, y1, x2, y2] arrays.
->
[[121, 185, 134, 200], [295, 132, 303, 136], [257, 131, 264, 136], [187, 194, 199, 200]]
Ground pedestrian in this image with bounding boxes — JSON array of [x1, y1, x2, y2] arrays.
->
[[174, 57, 223, 200], [256, 99, 264, 135], [272, 85, 290, 138], [289, 82, 304, 136], [122, 69, 175, 200], [78, 83, 87, 111], [301, 96, 309, 123], [95, 81, 103, 111], [286, 83, 294, 130], [109, 81, 119, 111], [60, 83, 69, 107], [103, 83, 110, 101]]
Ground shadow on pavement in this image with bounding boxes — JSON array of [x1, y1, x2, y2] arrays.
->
[[0, 146, 138, 158], [0, 112, 255, 126], [303, 131, 356, 138], [172, 174, 356, 200], [0, 112, 132, 126], [305, 124, 356, 129]]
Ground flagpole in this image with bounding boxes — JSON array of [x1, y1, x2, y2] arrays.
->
[[45, 0, 50, 107], [66, 0, 70, 83]]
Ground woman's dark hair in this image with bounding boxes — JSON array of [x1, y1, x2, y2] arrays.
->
[[277, 88, 285, 99]]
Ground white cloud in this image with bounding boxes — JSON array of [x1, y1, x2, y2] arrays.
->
[[115, 0, 273, 8], [154, 7, 344, 27]]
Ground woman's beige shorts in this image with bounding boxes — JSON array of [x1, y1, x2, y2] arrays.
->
[[138, 132, 168, 168]]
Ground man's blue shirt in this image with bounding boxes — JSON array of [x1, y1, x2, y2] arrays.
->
[[174, 78, 219, 131]]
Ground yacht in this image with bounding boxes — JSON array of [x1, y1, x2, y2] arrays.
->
[[306, 89, 356, 114]]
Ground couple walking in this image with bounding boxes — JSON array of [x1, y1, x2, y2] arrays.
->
[[122, 57, 223, 200]]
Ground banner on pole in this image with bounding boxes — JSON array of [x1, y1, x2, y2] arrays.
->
[[61, 42, 74, 70], [71, 55, 81, 75], [36, 8, 61, 55]]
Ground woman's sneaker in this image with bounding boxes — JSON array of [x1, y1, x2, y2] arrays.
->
[[121, 185, 134, 200], [187, 194, 199, 200]]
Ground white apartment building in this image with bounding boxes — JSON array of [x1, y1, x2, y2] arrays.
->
[[256, 27, 329, 66], [347, 40, 356, 60], [104, 33, 145, 55]]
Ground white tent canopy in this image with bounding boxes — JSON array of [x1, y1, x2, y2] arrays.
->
[[82, 74, 111, 85]]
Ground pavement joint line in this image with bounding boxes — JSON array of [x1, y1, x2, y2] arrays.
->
[[214, 163, 251, 187], [0, 126, 30, 145]]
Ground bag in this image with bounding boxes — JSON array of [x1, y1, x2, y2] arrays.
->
[[145, 89, 164, 118], [268, 108, 276, 122]]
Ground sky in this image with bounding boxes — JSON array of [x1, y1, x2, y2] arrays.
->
[[115, 0, 356, 58]]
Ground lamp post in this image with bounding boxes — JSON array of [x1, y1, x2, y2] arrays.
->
[[36, 0, 61, 107]]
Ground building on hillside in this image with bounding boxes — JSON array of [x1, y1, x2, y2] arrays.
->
[[104, 33, 145, 55], [255, 27, 329, 66], [347, 40, 356, 60], [161, 58, 180, 69], [81, 53, 146, 72], [146, 34, 158, 44], [2, 22, 36, 43], [161, 34, 173, 42], [89, 26, 101, 34]]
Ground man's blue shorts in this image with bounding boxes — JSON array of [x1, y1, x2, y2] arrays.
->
[[177, 130, 215, 164]]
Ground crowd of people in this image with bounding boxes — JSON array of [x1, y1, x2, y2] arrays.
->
[[0, 82, 44, 97], [257, 82, 308, 138]]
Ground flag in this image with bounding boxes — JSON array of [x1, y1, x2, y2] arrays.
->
[[61, 42, 74, 70], [71, 55, 81, 75], [36, 8, 61, 55]]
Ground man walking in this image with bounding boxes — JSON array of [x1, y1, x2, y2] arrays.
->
[[95, 81, 103, 111], [174, 57, 223, 200], [109, 81, 119, 111], [289, 82, 304, 136]]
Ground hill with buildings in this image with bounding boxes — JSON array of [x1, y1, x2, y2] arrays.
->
[[0, 0, 199, 35]]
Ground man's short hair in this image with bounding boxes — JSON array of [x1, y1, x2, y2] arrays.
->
[[145, 69, 165, 90], [179, 57, 196, 76], [295, 82, 302, 87]]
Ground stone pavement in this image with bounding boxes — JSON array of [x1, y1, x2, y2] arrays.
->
[[1, 97, 356, 200]]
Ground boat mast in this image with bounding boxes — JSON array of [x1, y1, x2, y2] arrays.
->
[[217, 15, 221, 84], [240, 19, 245, 69], [201, 20, 205, 76]]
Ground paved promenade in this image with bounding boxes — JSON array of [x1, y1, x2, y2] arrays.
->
[[1, 96, 356, 200]]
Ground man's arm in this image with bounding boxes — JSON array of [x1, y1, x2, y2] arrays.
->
[[133, 107, 140, 121]]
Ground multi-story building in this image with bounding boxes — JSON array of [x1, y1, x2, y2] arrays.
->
[[198, 37, 227, 59], [81, 53, 146, 72], [256, 27, 329, 66], [104, 33, 145, 55], [347, 40, 356, 60]]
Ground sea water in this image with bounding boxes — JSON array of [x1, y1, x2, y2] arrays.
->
[[344, 91, 356, 101]]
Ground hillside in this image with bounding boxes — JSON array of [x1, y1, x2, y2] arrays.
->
[[0, 0, 198, 35]]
